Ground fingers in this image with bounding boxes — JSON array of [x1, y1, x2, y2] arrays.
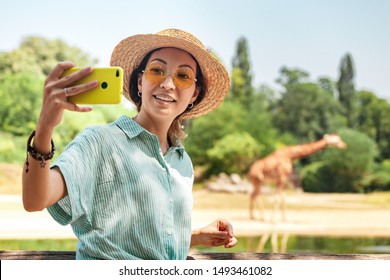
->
[[224, 237, 238, 248], [216, 218, 234, 238], [46, 61, 76, 82], [44, 62, 97, 111], [62, 80, 98, 98], [64, 101, 93, 113], [57, 66, 94, 89]]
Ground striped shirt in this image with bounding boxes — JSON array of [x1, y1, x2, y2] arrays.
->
[[47, 115, 194, 260]]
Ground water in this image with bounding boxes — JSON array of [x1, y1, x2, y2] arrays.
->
[[196, 235, 390, 254]]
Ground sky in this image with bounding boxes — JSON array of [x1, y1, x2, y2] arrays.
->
[[1, 0, 390, 100]]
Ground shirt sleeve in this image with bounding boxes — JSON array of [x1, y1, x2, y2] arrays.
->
[[47, 126, 102, 226]]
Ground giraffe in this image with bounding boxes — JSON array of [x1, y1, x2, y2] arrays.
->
[[247, 133, 347, 221]]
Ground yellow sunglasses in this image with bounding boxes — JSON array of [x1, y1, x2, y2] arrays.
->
[[143, 63, 197, 89]]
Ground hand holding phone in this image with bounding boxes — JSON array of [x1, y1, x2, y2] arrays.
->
[[61, 67, 123, 104]]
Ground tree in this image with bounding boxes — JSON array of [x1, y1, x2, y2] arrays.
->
[[230, 37, 253, 108], [206, 132, 261, 175], [184, 100, 247, 166], [273, 73, 346, 141], [276, 66, 309, 87], [337, 53, 358, 128], [302, 129, 378, 193], [0, 73, 43, 135], [357, 90, 390, 160], [0, 36, 127, 164], [0, 36, 98, 79], [244, 85, 280, 156]]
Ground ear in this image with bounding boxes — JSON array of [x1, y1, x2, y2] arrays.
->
[[137, 72, 143, 92], [190, 86, 201, 103]]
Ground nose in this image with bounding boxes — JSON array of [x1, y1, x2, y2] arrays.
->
[[160, 74, 176, 90]]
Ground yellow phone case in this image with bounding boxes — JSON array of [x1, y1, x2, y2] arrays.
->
[[62, 67, 123, 104]]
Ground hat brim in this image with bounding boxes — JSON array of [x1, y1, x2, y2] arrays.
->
[[110, 31, 230, 119]]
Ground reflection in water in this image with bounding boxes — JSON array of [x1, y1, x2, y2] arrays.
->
[[245, 235, 390, 254], [248, 232, 290, 253], [194, 235, 390, 254]]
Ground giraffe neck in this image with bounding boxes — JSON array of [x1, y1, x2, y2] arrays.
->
[[284, 139, 328, 160]]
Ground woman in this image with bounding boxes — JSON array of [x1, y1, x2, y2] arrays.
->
[[22, 28, 237, 260]]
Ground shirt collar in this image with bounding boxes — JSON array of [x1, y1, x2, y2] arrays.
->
[[113, 115, 185, 157]]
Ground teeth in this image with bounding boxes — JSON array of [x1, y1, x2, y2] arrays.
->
[[155, 95, 174, 102]]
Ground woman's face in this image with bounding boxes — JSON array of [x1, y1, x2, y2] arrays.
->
[[137, 47, 200, 121]]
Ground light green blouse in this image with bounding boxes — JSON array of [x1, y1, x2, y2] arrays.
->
[[47, 115, 194, 260]]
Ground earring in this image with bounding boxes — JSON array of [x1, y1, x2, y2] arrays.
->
[[137, 91, 142, 98], [187, 103, 194, 109]]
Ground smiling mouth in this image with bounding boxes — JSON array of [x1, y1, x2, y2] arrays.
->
[[154, 95, 175, 102]]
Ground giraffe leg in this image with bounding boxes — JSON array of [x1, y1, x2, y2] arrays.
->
[[271, 232, 279, 253], [256, 232, 271, 253], [280, 191, 287, 222], [280, 232, 289, 253], [271, 192, 281, 223], [250, 179, 265, 221]]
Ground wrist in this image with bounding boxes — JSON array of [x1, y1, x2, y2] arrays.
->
[[25, 130, 55, 174], [190, 229, 201, 247], [33, 126, 54, 153]]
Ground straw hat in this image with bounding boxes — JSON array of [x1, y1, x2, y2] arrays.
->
[[110, 28, 230, 119]]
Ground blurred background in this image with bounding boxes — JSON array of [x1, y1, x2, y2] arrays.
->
[[1, 0, 390, 254]]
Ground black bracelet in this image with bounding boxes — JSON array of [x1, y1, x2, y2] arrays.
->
[[25, 130, 55, 173]]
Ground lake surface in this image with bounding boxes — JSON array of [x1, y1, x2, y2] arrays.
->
[[196, 235, 390, 254]]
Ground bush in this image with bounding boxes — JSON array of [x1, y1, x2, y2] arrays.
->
[[361, 160, 390, 192], [206, 132, 261, 176], [301, 129, 378, 193]]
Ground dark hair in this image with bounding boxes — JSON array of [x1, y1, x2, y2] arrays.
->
[[128, 48, 206, 142]]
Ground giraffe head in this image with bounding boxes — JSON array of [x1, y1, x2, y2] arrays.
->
[[323, 133, 347, 149]]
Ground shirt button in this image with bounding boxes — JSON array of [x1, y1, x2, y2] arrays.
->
[[167, 231, 172, 235], [169, 198, 173, 203]]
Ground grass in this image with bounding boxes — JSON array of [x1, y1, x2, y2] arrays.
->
[[0, 239, 77, 251]]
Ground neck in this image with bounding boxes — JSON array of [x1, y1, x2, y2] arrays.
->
[[133, 114, 171, 154], [287, 139, 328, 160]]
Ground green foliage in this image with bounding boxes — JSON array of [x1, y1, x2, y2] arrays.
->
[[337, 53, 359, 128], [301, 129, 378, 192], [361, 160, 390, 192], [244, 87, 280, 155], [0, 132, 26, 163], [230, 37, 253, 108], [0, 72, 43, 135], [185, 100, 247, 165], [273, 81, 346, 141], [357, 90, 390, 159], [0, 36, 98, 79], [276, 66, 309, 86], [206, 132, 261, 175], [1, 35, 390, 194], [0, 35, 130, 164]]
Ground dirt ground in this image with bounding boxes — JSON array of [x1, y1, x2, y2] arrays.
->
[[1, 161, 390, 239], [191, 190, 390, 238], [1, 189, 390, 240]]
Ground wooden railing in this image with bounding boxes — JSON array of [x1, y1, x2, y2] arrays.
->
[[1, 250, 390, 260]]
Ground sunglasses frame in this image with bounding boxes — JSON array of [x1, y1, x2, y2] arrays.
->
[[142, 63, 197, 89]]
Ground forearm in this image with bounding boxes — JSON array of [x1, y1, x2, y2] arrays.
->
[[22, 128, 66, 211], [190, 229, 202, 247]]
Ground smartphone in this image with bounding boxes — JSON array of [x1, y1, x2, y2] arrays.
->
[[62, 67, 123, 104]]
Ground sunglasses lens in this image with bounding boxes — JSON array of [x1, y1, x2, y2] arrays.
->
[[174, 68, 195, 89], [144, 64, 195, 89], [144, 64, 165, 84]]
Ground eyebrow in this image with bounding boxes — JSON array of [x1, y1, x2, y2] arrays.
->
[[149, 58, 196, 72]]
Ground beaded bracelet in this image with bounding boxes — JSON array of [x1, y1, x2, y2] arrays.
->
[[25, 130, 55, 173]]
